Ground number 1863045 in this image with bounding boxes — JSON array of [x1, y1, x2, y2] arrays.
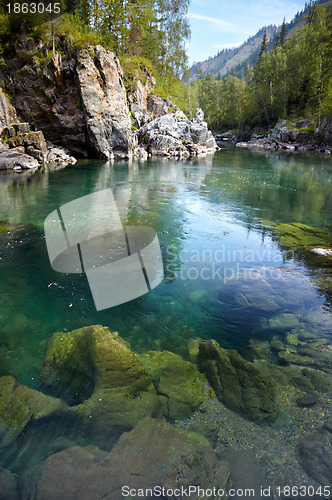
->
[[6, 3, 60, 14], [276, 485, 331, 497]]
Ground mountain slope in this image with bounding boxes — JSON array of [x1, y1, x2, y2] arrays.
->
[[188, 0, 331, 81], [189, 26, 277, 81]]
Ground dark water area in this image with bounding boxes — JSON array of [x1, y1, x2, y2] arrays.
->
[[0, 147, 332, 497]]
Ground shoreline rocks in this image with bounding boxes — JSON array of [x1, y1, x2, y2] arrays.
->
[[217, 118, 332, 155], [0, 89, 76, 170]]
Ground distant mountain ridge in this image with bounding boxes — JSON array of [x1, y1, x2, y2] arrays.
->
[[188, 0, 331, 81]]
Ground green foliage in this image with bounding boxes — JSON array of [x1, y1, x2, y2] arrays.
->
[[188, 2, 332, 131]]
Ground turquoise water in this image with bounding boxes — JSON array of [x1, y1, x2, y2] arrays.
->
[[1, 148, 332, 390]]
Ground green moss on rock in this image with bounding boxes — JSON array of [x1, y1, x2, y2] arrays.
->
[[42, 325, 152, 404], [138, 351, 205, 419], [0, 376, 68, 448], [198, 340, 287, 426], [264, 221, 331, 252]]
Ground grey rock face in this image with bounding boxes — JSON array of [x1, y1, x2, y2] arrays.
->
[[138, 108, 217, 157], [0, 150, 39, 170], [193, 107, 204, 123], [315, 116, 332, 145], [0, 89, 17, 129], [76, 46, 133, 159]]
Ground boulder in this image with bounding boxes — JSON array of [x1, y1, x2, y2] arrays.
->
[[3, 51, 87, 156], [35, 416, 231, 500], [190, 123, 208, 144], [315, 116, 332, 146], [0, 467, 18, 500], [76, 46, 133, 159], [220, 449, 272, 499], [0, 150, 39, 170], [0, 376, 68, 449], [46, 145, 76, 165], [193, 107, 204, 123], [138, 351, 205, 419], [198, 340, 286, 425], [296, 417, 332, 485], [138, 108, 217, 157], [147, 94, 169, 117], [0, 89, 17, 129], [42, 326, 162, 445], [42, 325, 153, 403]]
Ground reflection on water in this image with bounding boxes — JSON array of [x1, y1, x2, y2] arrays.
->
[[0, 149, 331, 383]]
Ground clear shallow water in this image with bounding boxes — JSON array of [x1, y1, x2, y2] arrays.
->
[[0, 147, 332, 389]]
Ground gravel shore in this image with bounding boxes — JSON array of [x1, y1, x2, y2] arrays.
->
[[175, 382, 332, 498]]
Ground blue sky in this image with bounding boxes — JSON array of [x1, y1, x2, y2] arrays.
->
[[186, 0, 307, 65]]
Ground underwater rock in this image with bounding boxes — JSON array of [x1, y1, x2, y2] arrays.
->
[[265, 222, 332, 252], [35, 416, 231, 500], [0, 467, 18, 500], [269, 313, 300, 330], [296, 417, 332, 485], [277, 341, 332, 373], [0, 376, 68, 449], [296, 393, 319, 407], [69, 389, 162, 447], [138, 351, 205, 419], [219, 449, 271, 499], [198, 340, 286, 425], [42, 325, 153, 404], [188, 422, 220, 446], [42, 326, 162, 447], [187, 338, 201, 364]]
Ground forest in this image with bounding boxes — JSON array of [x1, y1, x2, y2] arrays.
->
[[0, 0, 331, 131]]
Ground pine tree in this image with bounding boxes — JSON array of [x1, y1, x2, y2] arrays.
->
[[279, 18, 287, 46], [258, 28, 268, 62]]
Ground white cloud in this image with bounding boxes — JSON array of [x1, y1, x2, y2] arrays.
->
[[188, 13, 236, 29], [213, 42, 244, 50]]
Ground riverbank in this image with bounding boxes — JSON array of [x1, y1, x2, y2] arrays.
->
[[215, 118, 332, 156]]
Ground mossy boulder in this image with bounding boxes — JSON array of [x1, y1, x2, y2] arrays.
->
[[69, 389, 162, 446], [42, 326, 162, 446], [265, 222, 332, 252], [138, 351, 205, 419], [198, 340, 287, 425], [42, 325, 153, 404], [0, 376, 68, 448]]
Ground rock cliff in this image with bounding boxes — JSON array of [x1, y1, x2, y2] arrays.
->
[[0, 42, 217, 169]]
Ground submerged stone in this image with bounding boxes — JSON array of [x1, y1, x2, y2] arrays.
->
[[35, 416, 231, 500], [138, 351, 205, 419], [296, 417, 332, 485], [0, 467, 18, 500], [42, 325, 153, 404], [42, 325, 162, 447], [265, 222, 332, 252], [198, 340, 287, 425], [269, 313, 300, 330], [0, 376, 68, 449]]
